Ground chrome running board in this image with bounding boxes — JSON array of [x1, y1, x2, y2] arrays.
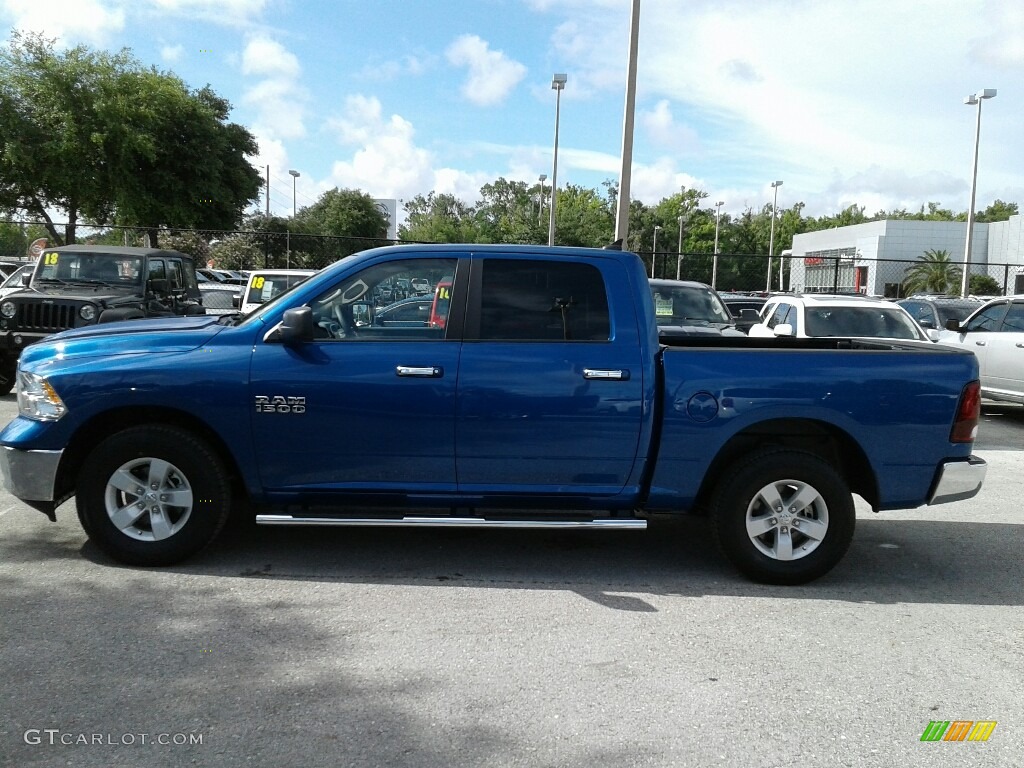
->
[[256, 515, 646, 530]]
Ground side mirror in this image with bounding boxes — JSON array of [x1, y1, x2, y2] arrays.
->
[[148, 278, 169, 294], [280, 307, 313, 344], [927, 329, 941, 342], [21, 273, 31, 287], [945, 318, 963, 332], [232, 294, 241, 308], [773, 323, 794, 337]]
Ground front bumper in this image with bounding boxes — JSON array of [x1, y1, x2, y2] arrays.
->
[[0, 444, 63, 518], [927, 455, 987, 505]]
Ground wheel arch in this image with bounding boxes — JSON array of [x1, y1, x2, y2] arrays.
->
[[696, 418, 878, 511], [55, 406, 249, 507]]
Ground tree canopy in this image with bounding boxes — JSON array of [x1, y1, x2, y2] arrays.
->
[[0, 31, 261, 245]]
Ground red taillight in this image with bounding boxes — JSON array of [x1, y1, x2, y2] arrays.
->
[[951, 380, 981, 443]]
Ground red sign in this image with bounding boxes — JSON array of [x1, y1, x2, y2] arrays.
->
[[804, 257, 824, 266]]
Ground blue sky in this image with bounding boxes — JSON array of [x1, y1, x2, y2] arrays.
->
[[4, 0, 1024, 224]]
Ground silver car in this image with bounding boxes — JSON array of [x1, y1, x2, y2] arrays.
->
[[939, 295, 1024, 404]]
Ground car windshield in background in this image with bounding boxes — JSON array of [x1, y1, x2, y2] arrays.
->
[[651, 285, 733, 326], [37, 251, 143, 285], [805, 307, 922, 339], [245, 274, 311, 306]]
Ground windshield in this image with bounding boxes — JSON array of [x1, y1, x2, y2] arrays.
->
[[804, 306, 923, 339], [244, 273, 312, 307], [37, 251, 142, 286], [651, 285, 732, 325]]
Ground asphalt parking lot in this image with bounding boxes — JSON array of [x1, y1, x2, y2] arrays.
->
[[1, 397, 1022, 768]]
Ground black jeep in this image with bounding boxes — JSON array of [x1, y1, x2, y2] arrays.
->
[[0, 245, 206, 394]]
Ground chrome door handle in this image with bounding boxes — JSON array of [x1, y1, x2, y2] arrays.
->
[[1016, 343, 1024, 348], [396, 366, 443, 378], [975, 341, 987, 346], [583, 368, 630, 381]]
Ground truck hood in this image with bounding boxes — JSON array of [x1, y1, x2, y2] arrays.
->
[[19, 316, 227, 366]]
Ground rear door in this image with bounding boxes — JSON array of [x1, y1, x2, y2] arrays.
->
[[947, 301, 1007, 389], [454, 254, 644, 496]]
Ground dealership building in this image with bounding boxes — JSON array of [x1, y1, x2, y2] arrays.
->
[[787, 214, 1024, 297]]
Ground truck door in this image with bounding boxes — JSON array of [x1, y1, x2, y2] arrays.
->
[[455, 255, 644, 496], [248, 256, 463, 494]]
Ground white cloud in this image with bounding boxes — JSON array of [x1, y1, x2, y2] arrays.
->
[[147, 0, 267, 26], [240, 36, 307, 141], [160, 44, 184, 63], [445, 34, 527, 106], [641, 100, 700, 153], [1, 0, 125, 44]]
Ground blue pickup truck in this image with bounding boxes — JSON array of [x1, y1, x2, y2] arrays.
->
[[0, 244, 987, 584]]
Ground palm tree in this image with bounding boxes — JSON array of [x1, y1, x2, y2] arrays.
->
[[903, 249, 962, 295]]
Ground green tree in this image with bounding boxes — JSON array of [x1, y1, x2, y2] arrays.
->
[[975, 199, 1018, 223], [903, 249, 962, 294], [399, 193, 478, 243], [550, 184, 614, 247], [296, 188, 389, 240], [969, 273, 1002, 295], [474, 177, 546, 244], [0, 32, 261, 245]]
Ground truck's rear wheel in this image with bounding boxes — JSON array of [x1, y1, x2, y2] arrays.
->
[[711, 449, 855, 585], [76, 426, 230, 566]]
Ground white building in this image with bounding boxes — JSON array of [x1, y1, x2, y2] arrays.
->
[[788, 214, 1024, 296]]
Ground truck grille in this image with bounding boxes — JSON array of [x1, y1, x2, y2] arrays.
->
[[13, 302, 78, 332]]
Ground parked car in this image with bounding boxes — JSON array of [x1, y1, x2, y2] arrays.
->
[[649, 279, 744, 337], [371, 296, 432, 327], [198, 283, 243, 316], [0, 244, 986, 586], [719, 293, 769, 334], [938, 295, 1024, 404], [237, 269, 316, 314], [749, 294, 933, 342], [897, 296, 981, 332], [0, 245, 205, 394]]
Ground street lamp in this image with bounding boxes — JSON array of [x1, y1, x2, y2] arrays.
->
[[766, 180, 783, 292], [651, 224, 662, 278], [548, 73, 567, 246], [676, 215, 684, 279], [960, 88, 996, 298], [288, 169, 300, 269], [538, 173, 547, 222], [712, 201, 724, 288]]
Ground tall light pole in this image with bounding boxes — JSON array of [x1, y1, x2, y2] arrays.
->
[[961, 88, 996, 298], [766, 180, 783, 292], [288, 169, 300, 269], [651, 225, 662, 278], [537, 173, 547, 222], [712, 200, 724, 288], [548, 73, 567, 246], [614, 0, 641, 245], [676, 215, 684, 279]]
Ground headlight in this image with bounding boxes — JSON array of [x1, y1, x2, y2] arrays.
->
[[79, 304, 97, 321], [16, 371, 67, 422], [0, 301, 15, 318]]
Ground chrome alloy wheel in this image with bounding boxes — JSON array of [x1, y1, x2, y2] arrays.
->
[[744, 479, 829, 561], [103, 457, 194, 542]]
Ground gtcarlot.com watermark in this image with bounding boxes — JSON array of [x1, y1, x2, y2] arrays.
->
[[24, 729, 203, 746]]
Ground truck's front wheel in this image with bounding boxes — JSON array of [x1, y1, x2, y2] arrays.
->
[[76, 426, 231, 566], [711, 449, 855, 585]]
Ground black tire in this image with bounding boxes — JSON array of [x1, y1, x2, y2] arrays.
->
[[76, 425, 231, 566], [711, 449, 855, 585]]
